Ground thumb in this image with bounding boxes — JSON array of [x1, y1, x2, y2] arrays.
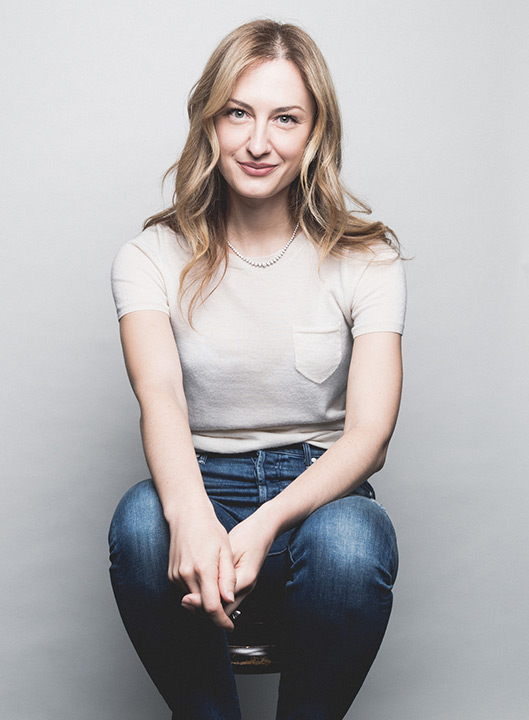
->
[[233, 559, 258, 598]]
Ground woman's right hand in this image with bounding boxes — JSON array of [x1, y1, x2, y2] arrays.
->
[[169, 507, 237, 630]]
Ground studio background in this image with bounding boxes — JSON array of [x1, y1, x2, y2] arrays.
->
[[2, 1, 528, 718]]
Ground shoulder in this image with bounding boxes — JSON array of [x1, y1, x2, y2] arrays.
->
[[319, 239, 403, 288], [308, 238, 406, 337], [349, 241, 405, 294], [113, 223, 190, 268], [332, 241, 406, 338], [339, 240, 401, 266], [340, 241, 404, 280], [110, 224, 190, 320]]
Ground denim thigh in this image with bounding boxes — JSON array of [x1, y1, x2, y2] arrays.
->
[[196, 444, 380, 608]]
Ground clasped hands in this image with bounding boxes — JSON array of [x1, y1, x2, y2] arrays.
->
[[170, 509, 274, 631]]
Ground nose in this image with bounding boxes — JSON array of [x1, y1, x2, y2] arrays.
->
[[246, 120, 271, 158]]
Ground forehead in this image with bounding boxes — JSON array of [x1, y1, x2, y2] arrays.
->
[[232, 59, 313, 109]]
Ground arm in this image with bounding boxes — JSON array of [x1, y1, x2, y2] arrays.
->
[[225, 331, 403, 605], [119, 310, 236, 629]]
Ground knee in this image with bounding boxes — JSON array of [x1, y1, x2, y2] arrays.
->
[[290, 497, 398, 601], [108, 479, 168, 556]]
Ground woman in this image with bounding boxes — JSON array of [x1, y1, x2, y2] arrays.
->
[[109, 19, 406, 720]]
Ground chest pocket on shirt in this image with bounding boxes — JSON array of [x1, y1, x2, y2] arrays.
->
[[293, 326, 342, 384]]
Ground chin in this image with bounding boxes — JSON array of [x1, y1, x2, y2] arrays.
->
[[238, 187, 286, 202], [230, 178, 292, 202]]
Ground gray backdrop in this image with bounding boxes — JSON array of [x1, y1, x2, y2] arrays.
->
[[2, 1, 528, 718]]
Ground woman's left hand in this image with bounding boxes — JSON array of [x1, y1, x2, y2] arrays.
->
[[181, 510, 275, 621], [226, 514, 274, 612]]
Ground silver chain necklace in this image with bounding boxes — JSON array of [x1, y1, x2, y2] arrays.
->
[[226, 222, 300, 268]]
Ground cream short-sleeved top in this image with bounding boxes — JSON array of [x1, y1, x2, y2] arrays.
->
[[111, 224, 406, 452]]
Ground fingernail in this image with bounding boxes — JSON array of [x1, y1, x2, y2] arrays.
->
[[227, 591, 234, 602]]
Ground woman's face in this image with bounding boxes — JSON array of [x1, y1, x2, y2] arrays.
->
[[214, 59, 315, 205]]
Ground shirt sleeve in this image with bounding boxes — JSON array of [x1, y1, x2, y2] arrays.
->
[[111, 237, 170, 320], [350, 248, 407, 338]]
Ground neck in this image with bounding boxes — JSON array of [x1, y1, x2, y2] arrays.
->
[[225, 194, 296, 257]]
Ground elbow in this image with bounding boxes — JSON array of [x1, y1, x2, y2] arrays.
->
[[374, 449, 387, 473], [373, 440, 390, 473], [342, 424, 393, 473], [136, 386, 190, 432], [135, 382, 188, 413]]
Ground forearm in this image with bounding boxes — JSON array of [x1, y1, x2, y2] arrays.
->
[[137, 389, 236, 627], [138, 389, 213, 524], [254, 427, 389, 539], [118, 311, 236, 627], [252, 332, 404, 540]]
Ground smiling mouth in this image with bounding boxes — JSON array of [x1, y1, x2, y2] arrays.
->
[[238, 162, 277, 176]]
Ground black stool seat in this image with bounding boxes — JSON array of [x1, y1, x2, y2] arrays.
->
[[228, 609, 281, 674]]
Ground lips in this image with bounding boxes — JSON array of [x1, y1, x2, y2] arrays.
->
[[238, 161, 277, 176]]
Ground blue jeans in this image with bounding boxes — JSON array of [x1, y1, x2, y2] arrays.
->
[[109, 444, 398, 719]]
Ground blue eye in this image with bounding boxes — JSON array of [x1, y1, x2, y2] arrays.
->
[[228, 108, 246, 119], [277, 114, 297, 125]]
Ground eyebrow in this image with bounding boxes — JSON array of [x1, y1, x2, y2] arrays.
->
[[227, 98, 307, 113]]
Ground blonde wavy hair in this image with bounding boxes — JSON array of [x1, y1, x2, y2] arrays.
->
[[145, 19, 399, 320]]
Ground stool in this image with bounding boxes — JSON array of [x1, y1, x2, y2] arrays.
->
[[228, 608, 281, 674]]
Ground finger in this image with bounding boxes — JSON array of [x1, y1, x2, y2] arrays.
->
[[199, 574, 234, 630], [181, 592, 202, 608], [223, 595, 246, 618], [218, 546, 236, 605], [169, 559, 201, 593], [180, 601, 198, 615], [219, 568, 257, 620]]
